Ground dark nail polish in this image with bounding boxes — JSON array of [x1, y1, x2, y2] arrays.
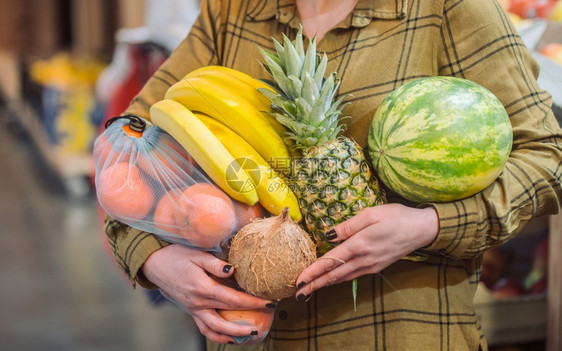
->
[[223, 265, 232, 273], [325, 229, 337, 240], [250, 330, 258, 336], [297, 281, 306, 289], [228, 341, 234, 344], [265, 302, 277, 309], [297, 293, 310, 302]]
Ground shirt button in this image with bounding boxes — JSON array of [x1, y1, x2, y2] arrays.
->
[[278, 310, 288, 320]]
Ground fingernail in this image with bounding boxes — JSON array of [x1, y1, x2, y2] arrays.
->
[[250, 330, 258, 336], [297, 293, 310, 302], [265, 302, 277, 309], [325, 229, 337, 240], [297, 281, 306, 289], [228, 341, 234, 344], [223, 265, 232, 273]]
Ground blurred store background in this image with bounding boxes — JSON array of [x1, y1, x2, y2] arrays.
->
[[0, 0, 560, 350], [0, 1, 205, 350]]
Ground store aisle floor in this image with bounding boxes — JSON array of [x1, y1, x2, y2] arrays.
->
[[0, 112, 205, 351]]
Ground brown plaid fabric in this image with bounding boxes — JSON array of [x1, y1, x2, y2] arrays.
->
[[104, 0, 562, 349]]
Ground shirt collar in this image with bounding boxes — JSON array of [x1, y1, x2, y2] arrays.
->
[[246, 0, 407, 27]]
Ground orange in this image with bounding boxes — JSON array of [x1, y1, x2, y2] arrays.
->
[[97, 162, 154, 221], [217, 308, 275, 345], [137, 134, 196, 188], [93, 133, 130, 170], [93, 121, 145, 171], [509, 0, 557, 19], [540, 43, 562, 64], [234, 202, 267, 231], [183, 182, 232, 200], [153, 190, 184, 237], [160, 135, 195, 166], [175, 183, 237, 249]]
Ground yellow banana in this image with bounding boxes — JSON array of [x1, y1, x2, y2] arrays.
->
[[194, 112, 302, 222], [150, 99, 259, 206], [182, 68, 289, 137], [165, 75, 291, 165], [186, 66, 276, 94], [185, 66, 273, 110], [191, 67, 290, 137]]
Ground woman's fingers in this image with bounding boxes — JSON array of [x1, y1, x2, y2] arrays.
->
[[293, 204, 442, 301], [295, 257, 373, 296], [188, 249, 275, 309], [161, 291, 262, 340], [150, 245, 274, 310], [192, 251, 235, 279], [166, 295, 266, 345], [194, 309, 260, 342], [295, 241, 357, 289], [329, 207, 379, 242], [191, 314, 236, 344], [141, 244, 276, 345], [205, 282, 275, 310], [169, 272, 274, 311]]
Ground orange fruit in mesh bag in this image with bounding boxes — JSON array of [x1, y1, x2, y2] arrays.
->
[[217, 308, 275, 345], [234, 202, 267, 231], [160, 134, 195, 166], [153, 190, 183, 237], [93, 133, 131, 169], [174, 183, 238, 249], [94, 117, 148, 171], [97, 162, 155, 221], [137, 132, 197, 188]]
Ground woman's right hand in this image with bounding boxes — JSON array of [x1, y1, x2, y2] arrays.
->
[[142, 244, 275, 344]]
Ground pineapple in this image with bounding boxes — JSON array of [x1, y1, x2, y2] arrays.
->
[[257, 28, 386, 254]]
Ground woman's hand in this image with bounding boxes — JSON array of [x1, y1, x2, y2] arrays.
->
[[295, 204, 439, 299], [142, 244, 275, 344]]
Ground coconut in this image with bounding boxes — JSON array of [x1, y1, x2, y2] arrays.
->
[[228, 207, 317, 300]]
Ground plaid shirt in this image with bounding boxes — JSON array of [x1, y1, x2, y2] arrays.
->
[[104, 0, 562, 349]]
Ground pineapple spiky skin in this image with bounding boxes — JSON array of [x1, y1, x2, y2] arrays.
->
[[292, 137, 385, 254], [258, 27, 386, 254]]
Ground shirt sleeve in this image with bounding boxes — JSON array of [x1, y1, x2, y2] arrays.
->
[[104, 215, 170, 289], [425, 0, 562, 258], [103, 0, 222, 288]]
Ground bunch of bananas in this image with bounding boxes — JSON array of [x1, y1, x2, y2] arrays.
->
[[150, 66, 302, 221]]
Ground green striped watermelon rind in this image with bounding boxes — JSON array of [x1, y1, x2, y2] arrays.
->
[[367, 76, 513, 203]]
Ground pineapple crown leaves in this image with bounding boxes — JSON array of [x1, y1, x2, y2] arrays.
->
[[256, 26, 351, 149]]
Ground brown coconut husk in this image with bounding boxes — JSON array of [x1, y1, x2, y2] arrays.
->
[[228, 207, 317, 300]]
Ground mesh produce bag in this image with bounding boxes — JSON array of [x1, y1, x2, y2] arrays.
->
[[93, 115, 263, 251]]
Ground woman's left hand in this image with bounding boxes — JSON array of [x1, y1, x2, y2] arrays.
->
[[295, 204, 439, 299]]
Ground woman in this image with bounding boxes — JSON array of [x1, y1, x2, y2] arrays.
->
[[104, 0, 562, 349]]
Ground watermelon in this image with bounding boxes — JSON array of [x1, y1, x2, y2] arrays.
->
[[367, 76, 512, 203]]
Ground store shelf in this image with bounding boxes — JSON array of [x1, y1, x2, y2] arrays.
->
[[475, 284, 547, 346], [474, 212, 562, 351], [8, 100, 94, 201], [14, 101, 93, 177], [475, 215, 550, 347]]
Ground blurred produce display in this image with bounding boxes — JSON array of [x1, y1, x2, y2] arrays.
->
[[28, 53, 106, 154], [502, 0, 562, 62], [507, 0, 559, 20], [540, 42, 562, 63], [480, 217, 549, 299]]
